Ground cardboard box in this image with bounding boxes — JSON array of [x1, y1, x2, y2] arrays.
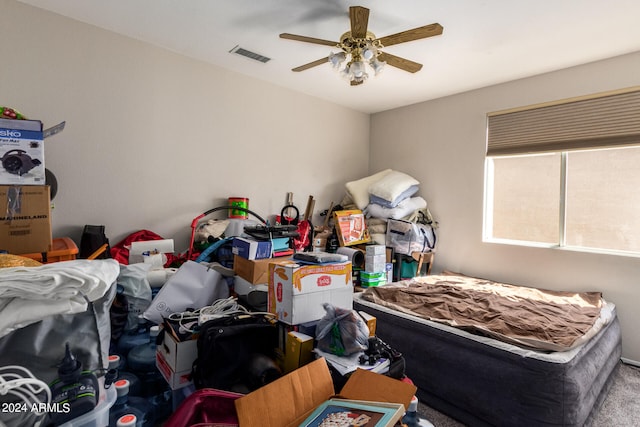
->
[[365, 254, 386, 273], [158, 330, 198, 373], [234, 357, 416, 427], [268, 260, 353, 325], [366, 244, 386, 256], [358, 311, 377, 337], [0, 120, 45, 185], [0, 185, 51, 254], [156, 350, 193, 390], [232, 237, 272, 260], [234, 255, 292, 284], [284, 331, 314, 374]]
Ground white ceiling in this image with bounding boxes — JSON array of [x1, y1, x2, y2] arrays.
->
[[16, 0, 640, 114]]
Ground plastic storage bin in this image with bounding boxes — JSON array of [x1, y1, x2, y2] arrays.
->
[[21, 237, 78, 263], [60, 383, 117, 427]]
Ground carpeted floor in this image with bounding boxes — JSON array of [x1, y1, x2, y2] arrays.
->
[[416, 361, 640, 426]]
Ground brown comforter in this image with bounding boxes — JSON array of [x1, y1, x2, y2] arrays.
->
[[360, 273, 604, 352]]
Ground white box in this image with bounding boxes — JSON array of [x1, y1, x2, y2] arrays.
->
[[129, 239, 174, 264], [365, 245, 386, 256], [0, 121, 45, 185], [268, 260, 353, 325], [232, 237, 272, 260], [158, 331, 198, 372], [156, 350, 193, 390], [365, 254, 386, 273]]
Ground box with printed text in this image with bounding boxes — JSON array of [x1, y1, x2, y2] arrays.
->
[[0, 119, 45, 185], [268, 260, 353, 325]]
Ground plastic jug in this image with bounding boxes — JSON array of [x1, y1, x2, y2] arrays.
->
[[108, 354, 142, 396], [108, 379, 153, 427], [117, 315, 151, 355], [127, 326, 166, 397], [402, 396, 435, 427]]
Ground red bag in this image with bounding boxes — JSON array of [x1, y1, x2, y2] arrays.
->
[[163, 388, 243, 427]]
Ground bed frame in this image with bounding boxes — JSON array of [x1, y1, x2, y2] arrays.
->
[[353, 292, 622, 427]]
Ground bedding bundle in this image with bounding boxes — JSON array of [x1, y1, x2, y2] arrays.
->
[[344, 169, 431, 246]]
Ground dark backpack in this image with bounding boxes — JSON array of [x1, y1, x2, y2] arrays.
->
[[192, 312, 280, 393], [79, 225, 111, 259]]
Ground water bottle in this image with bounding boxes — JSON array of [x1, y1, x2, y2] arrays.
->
[[402, 395, 434, 427], [108, 379, 153, 427], [116, 414, 138, 427], [117, 315, 151, 356], [127, 326, 166, 397], [127, 326, 159, 372], [108, 354, 142, 397]]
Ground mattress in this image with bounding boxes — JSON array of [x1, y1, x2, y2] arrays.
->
[[359, 274, 609, 352], [353, 288, 622, 427]]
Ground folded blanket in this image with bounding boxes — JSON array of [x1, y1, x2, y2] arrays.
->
[[364, 197, 427, 220], [0, 259, 120, 338]]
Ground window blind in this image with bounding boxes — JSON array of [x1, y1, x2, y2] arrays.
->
[[486, 87, 640, 156]]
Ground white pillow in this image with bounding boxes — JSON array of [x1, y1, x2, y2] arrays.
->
[[364, 196, 427, 220], [345, 169, 392, 210], [368, 171, 420, 203]]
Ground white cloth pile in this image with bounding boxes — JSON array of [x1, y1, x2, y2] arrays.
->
[[0, 259, 120, 338], [344, 169, 428, 245]]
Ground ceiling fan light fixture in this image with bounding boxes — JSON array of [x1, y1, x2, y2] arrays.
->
[[340, 64, 352, 80], [362, 43, 376, 61], [328, 51, 347, 69], [350, 60, 366, 79], [280, 6, 443, 86], [369, 57, 385, 75]]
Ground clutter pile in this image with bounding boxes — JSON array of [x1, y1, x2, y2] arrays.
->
[[0, 166, 437, 426]]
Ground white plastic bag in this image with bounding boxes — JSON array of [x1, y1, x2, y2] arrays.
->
[[143, 261, 229, 324], [117, 263, 153, 331], [386, 219, 436, 255]]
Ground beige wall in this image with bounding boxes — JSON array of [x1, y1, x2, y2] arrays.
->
[[370, 52, 640, 362], [0, 0, 369, 247]]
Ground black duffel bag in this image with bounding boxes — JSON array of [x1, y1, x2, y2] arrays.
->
[[191, 312, 281, 393]]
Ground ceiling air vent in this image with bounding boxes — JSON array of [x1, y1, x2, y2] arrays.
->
[[229, 45, 271, 63]]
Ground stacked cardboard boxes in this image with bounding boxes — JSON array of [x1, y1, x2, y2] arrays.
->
[[0, 118, 52, 254]]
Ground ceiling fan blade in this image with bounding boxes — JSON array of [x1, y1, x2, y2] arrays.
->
[[349, 6, 370, 39], [377, 23, 443, 47], [280, 33, 338, 47], [378, 52, 423, 73], [292, 57, 330, 72]]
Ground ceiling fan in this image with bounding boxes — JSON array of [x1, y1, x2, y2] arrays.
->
[[280, 5, 443, 86]]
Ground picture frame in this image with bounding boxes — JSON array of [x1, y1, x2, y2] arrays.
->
[[299, 398, 405, 427], [333, 209, 371, 247]]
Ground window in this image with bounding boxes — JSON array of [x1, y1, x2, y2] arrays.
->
[[484, 87, 640, 254]]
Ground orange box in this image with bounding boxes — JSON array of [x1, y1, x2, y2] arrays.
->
[[21, 237, 78, 263]]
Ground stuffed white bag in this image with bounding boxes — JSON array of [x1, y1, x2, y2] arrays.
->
[[143, 260, 229, 324]]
